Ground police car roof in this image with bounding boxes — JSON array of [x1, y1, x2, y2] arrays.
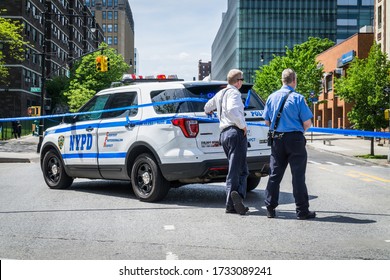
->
[[96, 80, 231, 96]]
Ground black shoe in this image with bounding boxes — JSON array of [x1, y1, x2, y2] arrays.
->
[[226, 206, 249, 214], [297, 211, 316, 220], [231, 191, 247, 215], [266, 207, 276, 218]]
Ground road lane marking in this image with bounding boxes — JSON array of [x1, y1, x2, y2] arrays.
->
[[345, 162, 355, 166], [347, 171, 390, 183], [166, 252, 179, 260], [308, 160, 321, 165], [326, 161, 340, 166], [164, 225, 175, 231]]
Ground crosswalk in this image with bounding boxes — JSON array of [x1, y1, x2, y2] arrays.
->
[[308, 160, 352, 166], [308, 160, 385, 168]]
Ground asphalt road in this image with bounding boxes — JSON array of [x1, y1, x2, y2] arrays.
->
[[0, 149, 389, 260]]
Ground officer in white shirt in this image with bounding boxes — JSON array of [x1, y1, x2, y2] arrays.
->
[[204, 69, 249, 215]]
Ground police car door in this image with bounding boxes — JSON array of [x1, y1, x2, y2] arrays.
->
[[62, 94, 109, 178], [96, 90, 140, 180]]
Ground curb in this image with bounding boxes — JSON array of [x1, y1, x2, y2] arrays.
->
[[0, 158, 31, 163]]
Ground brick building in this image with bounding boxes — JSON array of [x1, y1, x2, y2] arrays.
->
[[198, 60, 211, 81], [0, 0, 103, 118], [315, 31, 374, 129]]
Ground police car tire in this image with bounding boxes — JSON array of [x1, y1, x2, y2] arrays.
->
[[131, 153, 170, 202], [247, 176, 261, 192], [42, 150, 73, 189]]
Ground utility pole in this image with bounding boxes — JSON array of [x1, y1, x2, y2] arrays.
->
[[36, 0, 99, 153], [385, 86, 390, 163], [37, 2, 49, 153]]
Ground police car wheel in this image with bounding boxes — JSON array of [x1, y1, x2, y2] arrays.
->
[[131, 153, 170, 202], [247, 175, 261, 192], [42, 150, 73, 189]]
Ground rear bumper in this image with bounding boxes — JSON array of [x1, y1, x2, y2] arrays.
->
[[160, 155, 270, 182]]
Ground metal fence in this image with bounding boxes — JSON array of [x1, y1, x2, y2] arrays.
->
[[0, 117, 62, 140]]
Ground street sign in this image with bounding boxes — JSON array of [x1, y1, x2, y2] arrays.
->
[[30, 87, 41, 93]]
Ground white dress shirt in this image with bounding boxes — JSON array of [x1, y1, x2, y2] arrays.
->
[[204, 84, 247, 131]]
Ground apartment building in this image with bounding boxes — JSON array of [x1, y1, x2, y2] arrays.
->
[[0, 0, 103, 118], [85, 0, 134, 69]]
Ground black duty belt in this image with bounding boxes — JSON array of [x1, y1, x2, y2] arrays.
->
[[273, 131, 302, 139], [221, 126, 239, 133]]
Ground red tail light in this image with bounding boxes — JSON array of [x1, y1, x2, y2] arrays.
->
[[172, 118, 199, 138], [156, 74, 167, 80]]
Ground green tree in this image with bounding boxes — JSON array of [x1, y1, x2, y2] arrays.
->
[[334, 42, 390, 156], [0, 11, 26, 84], [253, 37, 334, 102], [64, 43, 130, 111], [46, 76, 70, 113]]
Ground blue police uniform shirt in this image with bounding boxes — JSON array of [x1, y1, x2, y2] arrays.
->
[[262, 85, 313, 133]]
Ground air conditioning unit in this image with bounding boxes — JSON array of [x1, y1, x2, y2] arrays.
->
[[334, 68, 343, 76]]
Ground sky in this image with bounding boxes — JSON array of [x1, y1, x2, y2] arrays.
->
[[129, 0, 227, 81]]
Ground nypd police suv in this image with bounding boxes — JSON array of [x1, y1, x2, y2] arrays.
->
[[40, 79, 270, 202]]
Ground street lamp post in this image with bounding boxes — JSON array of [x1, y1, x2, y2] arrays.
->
[[36, 6, 48, 153], [385, 86, 390, 163]]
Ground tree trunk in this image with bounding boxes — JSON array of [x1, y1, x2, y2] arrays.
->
[[370, 137, 375, 156]]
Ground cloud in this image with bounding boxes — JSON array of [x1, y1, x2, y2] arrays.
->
[[129, 0, 227, 80]]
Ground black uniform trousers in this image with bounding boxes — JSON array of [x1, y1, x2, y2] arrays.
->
[[264, 131, 310, 216]]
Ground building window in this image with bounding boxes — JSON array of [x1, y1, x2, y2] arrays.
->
[[337, 19, 358, 26], [107, 36, 113, 45], [337, 0, 357, 5], [102, 24, 106, 32], [108, 11, 113, 20], [361, 0, 374, 5], [102, 11, 106, 20], [114, 11, 118, 20], [114, 24, 118, 32], [114, 37, 118, 45], [107, 24, 113, 32], [378, 6, 382, 29], [107, 0, 113, 7], [326, 75, 333, 92]]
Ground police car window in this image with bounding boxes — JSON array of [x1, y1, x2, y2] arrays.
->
[[151, 89, 188, 114], [102, 91, 138, 119], [151, 86, 224, 114], [241, 91, 265, 111], [77, 95, 110, 122]]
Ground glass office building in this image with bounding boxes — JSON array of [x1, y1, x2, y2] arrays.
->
[[212, 0, 374, 82]]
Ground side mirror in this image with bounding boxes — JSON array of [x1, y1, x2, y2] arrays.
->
[[62, 114, 76, 124]]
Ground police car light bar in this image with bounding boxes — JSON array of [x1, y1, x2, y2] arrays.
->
[[113, 73, 184, 87]]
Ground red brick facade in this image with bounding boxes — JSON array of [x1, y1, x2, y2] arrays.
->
[[314, 33, 374, 129]]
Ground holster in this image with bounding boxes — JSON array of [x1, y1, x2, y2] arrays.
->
[[267, 131, 273, 146]]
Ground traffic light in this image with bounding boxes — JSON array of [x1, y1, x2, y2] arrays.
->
[[102, 55, 110, 72], [96, 55, 102, 72]]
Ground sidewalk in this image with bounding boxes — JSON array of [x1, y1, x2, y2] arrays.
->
[[0, 135, 40, 163], [305, 133, 390, 167], [0, 133, 389, 166]]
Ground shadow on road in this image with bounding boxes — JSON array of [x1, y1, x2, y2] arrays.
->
[[15, 180, 382, 225]]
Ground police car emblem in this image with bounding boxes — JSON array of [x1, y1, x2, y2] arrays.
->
[[58, 135, 65, 150]]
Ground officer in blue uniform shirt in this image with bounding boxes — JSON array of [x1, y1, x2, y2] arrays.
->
[[262, 68, 316, 220]]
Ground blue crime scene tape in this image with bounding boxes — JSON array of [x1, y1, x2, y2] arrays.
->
[[0, 97, 389, 139]]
